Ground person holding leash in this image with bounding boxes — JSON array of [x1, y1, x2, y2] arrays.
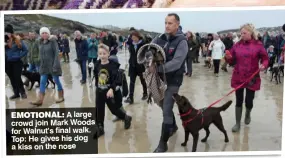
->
[[149, 13, 188, 152], [225, 23, 269, 133]]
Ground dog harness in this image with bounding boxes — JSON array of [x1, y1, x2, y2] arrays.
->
[[179, 108, 206, 127]]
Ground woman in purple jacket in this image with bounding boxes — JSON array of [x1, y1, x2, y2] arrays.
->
[[225, 23, 269, 133]]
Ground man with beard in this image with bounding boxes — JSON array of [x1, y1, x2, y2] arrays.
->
[[150, 13, 188, 153], [221, 32, 234, 72]]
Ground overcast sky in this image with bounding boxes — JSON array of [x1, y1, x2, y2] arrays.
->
[[47, 9, 284, 33]]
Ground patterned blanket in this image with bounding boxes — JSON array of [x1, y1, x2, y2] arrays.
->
[[137, 43, 166, 107]]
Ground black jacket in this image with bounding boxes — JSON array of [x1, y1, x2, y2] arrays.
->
[[128, 40, 146, 74]]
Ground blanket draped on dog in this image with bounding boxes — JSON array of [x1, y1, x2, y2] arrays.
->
[[137, 43, 167, 107]]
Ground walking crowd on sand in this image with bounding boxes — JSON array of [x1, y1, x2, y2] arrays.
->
[[5, 16, 285, 152]]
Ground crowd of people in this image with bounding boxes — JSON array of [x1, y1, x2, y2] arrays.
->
[[5, 15, 285, 152]]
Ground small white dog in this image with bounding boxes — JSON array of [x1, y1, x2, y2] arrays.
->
[[88, 59, 95, 87]]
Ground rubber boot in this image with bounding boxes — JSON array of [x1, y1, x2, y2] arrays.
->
[[55, 90, 65, 103], [244, 108, 251, 125], [232, 107, 242, 132], [153, 123, 172, 153], [30, 92, 45, 106]]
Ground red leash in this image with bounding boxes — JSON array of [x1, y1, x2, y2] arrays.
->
[[179, 68, 261, 127]]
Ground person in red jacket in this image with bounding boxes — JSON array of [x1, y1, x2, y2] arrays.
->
[[225, 23, 269, 133]]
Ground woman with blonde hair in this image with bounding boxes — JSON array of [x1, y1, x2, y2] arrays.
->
[[31, 27, 64, 106], [5, 24, 28, 99], [225, 23, 269, 132]]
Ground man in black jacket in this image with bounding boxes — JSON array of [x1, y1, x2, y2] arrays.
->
[[221, 32, 234, 72]]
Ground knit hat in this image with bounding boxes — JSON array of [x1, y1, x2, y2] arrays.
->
[[39, 27, 50, 35], [5, 24, 14, 34]]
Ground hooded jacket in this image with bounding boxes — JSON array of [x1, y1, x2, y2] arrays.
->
[[87, 37, 98, 58], [38, 35, 62, 76], [226, 39, 269, 91], [128, 39, 145, 74], [5, 36, 28, 62], [209, 39, 225, 60], [152, 29, 188, 86], [26, 38, 40, 65]]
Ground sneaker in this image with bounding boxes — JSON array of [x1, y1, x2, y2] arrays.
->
[[21, 93, 27, 99], [9, 94, 20, 100], [124, 97, 134, 104]]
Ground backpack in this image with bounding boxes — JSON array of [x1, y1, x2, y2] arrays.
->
[[116, 69, 129, 97]]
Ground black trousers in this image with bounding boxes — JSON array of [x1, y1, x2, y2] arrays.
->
[[6, 60, 26, 95], [235, 88, 255, 110], [129, 68, 147, 98], [63, 51, 69, 60], [95, 89, 126, 125], [213, 59, 220, 74], [88, 57, 97, 76], [185, 55, 192, 74]]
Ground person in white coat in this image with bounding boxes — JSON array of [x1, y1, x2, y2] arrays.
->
[[233, 32, 240, 44], [209, 33, 225, 77]]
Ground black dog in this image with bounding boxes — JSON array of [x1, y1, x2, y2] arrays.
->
[[22, 70, 55, 90], [270, 65, 284, 84], [173, 93, 232, 152]]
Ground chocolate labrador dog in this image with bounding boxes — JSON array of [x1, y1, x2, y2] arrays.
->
[[172, 93, 232, 152]]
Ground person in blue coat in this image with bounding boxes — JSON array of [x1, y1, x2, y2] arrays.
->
[[5, 24, 28, 99], [74, 30, 88, 84], [87, 33, 98, 77]]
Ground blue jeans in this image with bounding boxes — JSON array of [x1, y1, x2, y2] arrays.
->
[[28, 63, 39, 72], [80, 60, 87, 81], [40, 75, 63, 93]]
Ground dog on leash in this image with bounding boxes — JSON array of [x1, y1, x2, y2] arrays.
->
[[172, 93, 232, 152], [270, 65, 284, 84], [22, 70, 55, 90], [204, 57, 212, 69]]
